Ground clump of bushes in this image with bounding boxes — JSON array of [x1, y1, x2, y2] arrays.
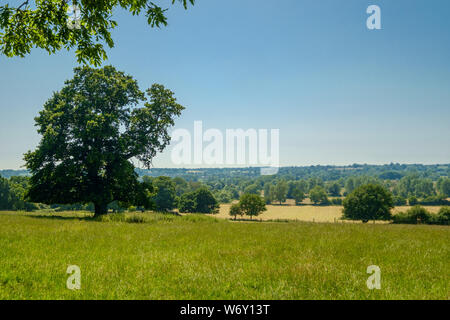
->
[[431, 206, 450, 225], [393, 206, 449, 225], [330, 198, 343, 206], [178, 188, 219, 214], [393, 196, 407, 206], [408, 196, 418, 206], [94, 213, 145, 223], [418, 195, 449, 206], [94, 212, 221, 224]]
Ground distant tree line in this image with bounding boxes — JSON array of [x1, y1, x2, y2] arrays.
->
[[1, 172, 449, 213], [5, 163, 449, 180], [133, 163, 449, 182], [0, 176, 39, 211], [340, 183, 449, 225], [0, 174, 220, 214]]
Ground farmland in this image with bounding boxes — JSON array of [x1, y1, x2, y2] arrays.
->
[[0, 211, 448, 300], [216, 202, 443, 222]]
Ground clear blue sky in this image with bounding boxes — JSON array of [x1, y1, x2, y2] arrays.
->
[[1, 0, 449, 169]]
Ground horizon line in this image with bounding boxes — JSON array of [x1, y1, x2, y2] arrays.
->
[[1, 162, 449, 172]]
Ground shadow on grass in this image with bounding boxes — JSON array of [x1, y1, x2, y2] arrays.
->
[[25, 213, 94, 222], [228, 217, 292, 223], [23, 210, 183, 224]]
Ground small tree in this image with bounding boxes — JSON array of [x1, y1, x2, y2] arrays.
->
[[292, 188, 305, 205], [229, 203, 242, 220], [239, 193, 266, 220], [178, 192, 196, 213], [309, 186, 328, 205], [216, 190, 232, 204], [153, 176, 177, 212], [178, 188, 218, 214], [437, 177, 450, 197], [274, 180, 288, 205], [343, 184, 394, 223], [263, 184, 275, 204], [0, 177, 12, 210], [244, 184, 260, 195], [194, 188, 219, 213], [326, 182, 341, 197]]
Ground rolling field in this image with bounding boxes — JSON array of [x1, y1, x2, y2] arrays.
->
[[0, 211, 448, 300], [216, 203, 443, 222]]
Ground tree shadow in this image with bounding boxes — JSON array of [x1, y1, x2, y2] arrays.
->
[[24, 213, 94, 222]]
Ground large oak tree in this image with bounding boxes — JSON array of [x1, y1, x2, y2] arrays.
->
[[24, 66, 184, 216]]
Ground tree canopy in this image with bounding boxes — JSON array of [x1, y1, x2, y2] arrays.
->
[[342, 184, 394, 222], [239, 193, 266, 219], [229, 203, 242, 220], [309, 185, 328, 205], [149, 176, 177, 212], [178, 187, 219, 214], [273, 180, 288, 204], [0, 0, 195, 65], [24, 66, 184, 216]]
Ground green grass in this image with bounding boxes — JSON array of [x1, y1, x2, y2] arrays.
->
[[0, 211, 448, 299]]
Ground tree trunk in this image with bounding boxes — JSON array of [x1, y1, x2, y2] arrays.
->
[[94, 203, 108, 217]]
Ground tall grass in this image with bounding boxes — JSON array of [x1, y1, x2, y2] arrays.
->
[[0, 211, 448, 299]]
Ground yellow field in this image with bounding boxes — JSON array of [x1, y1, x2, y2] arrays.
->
[[215, 203, 443, 223]]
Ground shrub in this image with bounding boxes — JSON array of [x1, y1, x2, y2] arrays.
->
[[408, 196, 418, 206], [182, 214, 220, 223], [393, 196, 407, 206], [406, 206, 431, 223], [95, 213, 128, 223], [438, 206, 450, 217], [126, 214, 146, 224], [418, 195, 449, 206], [393, 206, 431, 224], [330, 198, 343, 206], [430, 206, 450, 225], [392, 212, 414, 224]]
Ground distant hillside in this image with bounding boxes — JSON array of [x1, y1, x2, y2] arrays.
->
[[137, 164, 449, 181], [0, 169, 29, 178], [2, 164, 449, 181]]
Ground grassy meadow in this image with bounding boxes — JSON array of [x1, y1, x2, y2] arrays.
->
[[0, 210, 448, 300]]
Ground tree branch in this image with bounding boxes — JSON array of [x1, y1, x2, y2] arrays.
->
[[17, 0, 30, 11]]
